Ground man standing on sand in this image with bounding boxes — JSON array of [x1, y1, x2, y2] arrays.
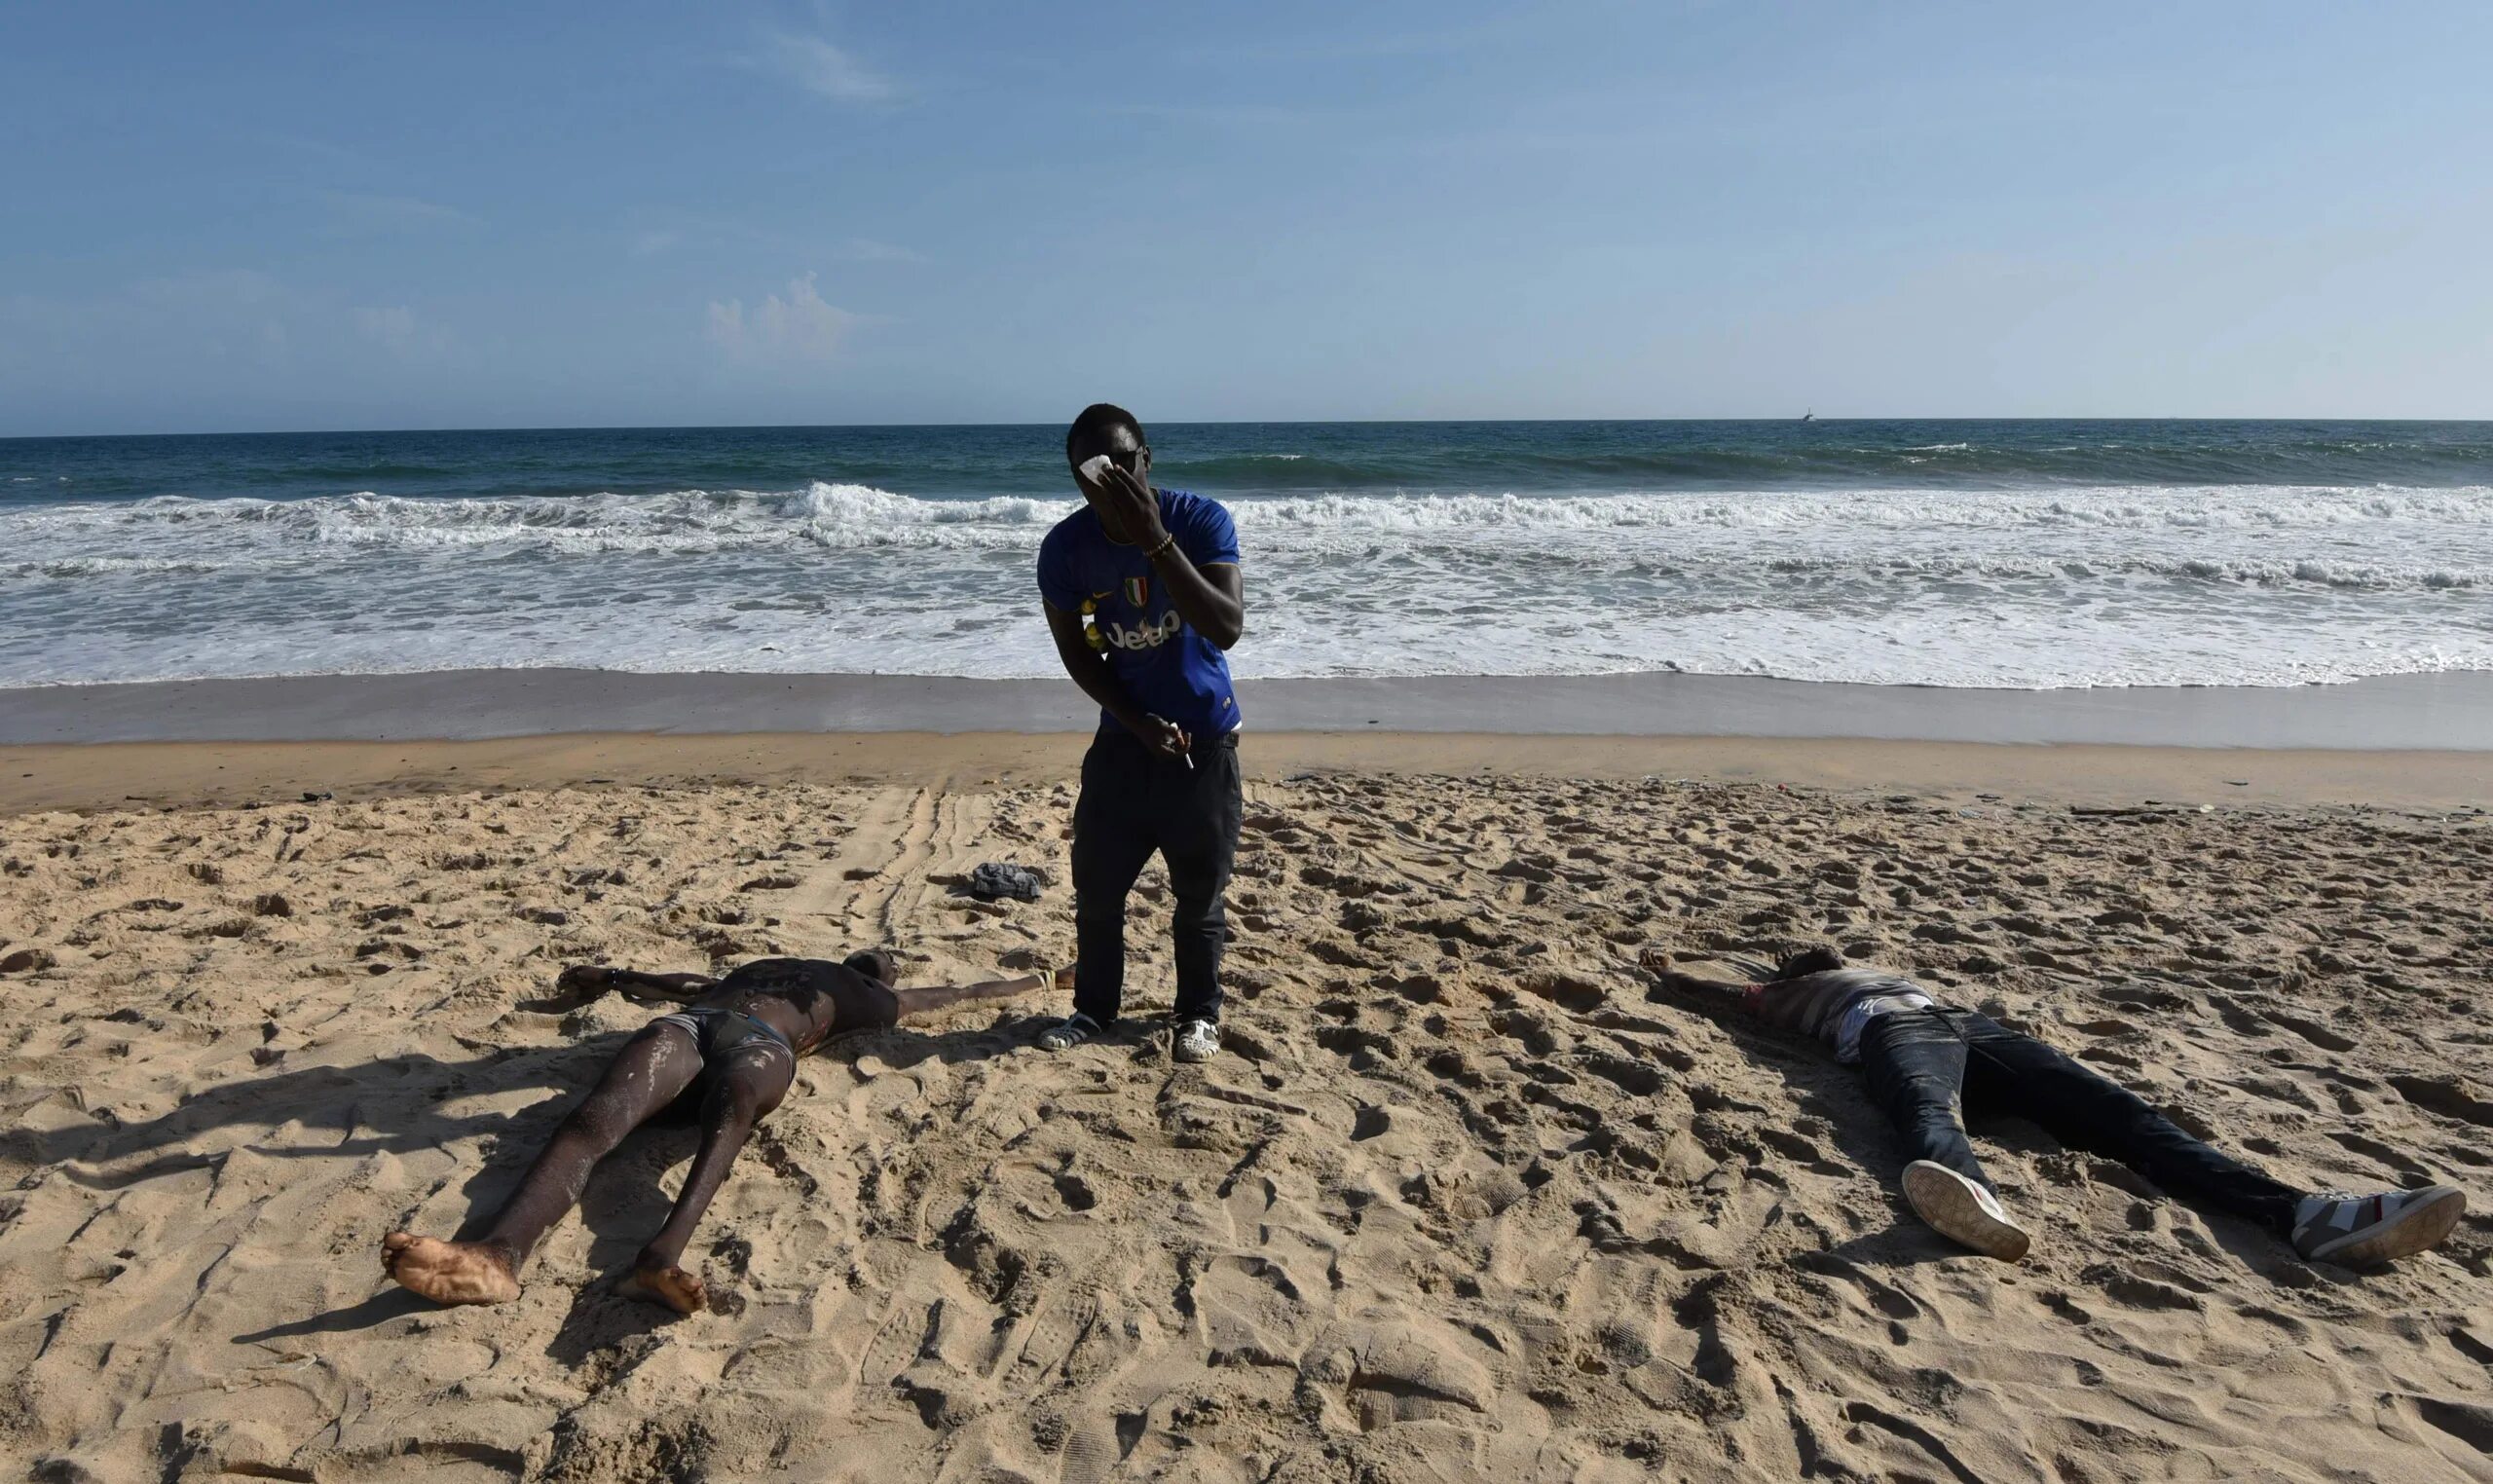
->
[[1033, 404, 1246, 1063]]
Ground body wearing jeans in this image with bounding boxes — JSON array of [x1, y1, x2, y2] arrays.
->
[[1858, 1004, 2302, 1231], [1070, 726, 1243, 1026], [1690, 958, 2466, 1265]]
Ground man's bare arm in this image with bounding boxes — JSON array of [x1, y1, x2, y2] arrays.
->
[[554, 965, 719, 1005], [892, 972, 1049, 1020], [1093, 464, 1244, 649], [1637, 949, 1755, 1005], [1046, 602, 1189, 754], [1151, 553, 1244, 651]]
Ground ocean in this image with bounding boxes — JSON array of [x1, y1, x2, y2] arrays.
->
[[3, 420, 2488, 692]]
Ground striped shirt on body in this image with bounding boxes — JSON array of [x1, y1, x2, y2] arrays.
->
[[1743, 968, 1937, 1064]]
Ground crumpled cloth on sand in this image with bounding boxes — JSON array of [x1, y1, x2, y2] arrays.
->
[[961, 862, 1047, 902]]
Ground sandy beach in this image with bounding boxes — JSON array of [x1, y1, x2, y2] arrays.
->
[[16, 3, 2493, 1476], [3, 723, 2489, 1481]]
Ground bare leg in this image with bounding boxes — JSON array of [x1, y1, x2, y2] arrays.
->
[[626, 1048, 793, 1313], [891, 973, 1048, 1021], [384, 1023, 703, 1306]]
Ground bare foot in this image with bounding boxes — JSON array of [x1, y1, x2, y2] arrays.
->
[[383, 1232, 520, 1306], [625, 1264, 707, 1314]]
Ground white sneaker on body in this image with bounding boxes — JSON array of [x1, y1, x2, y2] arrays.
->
[[1903, 1160, 2033, 1262]]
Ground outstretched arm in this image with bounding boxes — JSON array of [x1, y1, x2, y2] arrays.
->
[[1638, 946, 1737, 989], [893, 972, 1048, 1020], [556, 964, 719, 1005], [1637, 948, 1759, 1020]]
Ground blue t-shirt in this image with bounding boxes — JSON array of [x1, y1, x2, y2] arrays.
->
[[1036, 488, 1243, 740]]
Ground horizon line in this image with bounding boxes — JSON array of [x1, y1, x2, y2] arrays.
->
[[10, 413, 2493, 443]]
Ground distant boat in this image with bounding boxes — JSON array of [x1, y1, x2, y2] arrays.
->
[[1800, 410, 1815, 422]]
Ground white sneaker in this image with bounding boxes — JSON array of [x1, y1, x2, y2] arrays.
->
[[1172, 1019, 1220, 1063], [2291, 1186, 2466, 1265], [1903, 1160, 2033, 1261]]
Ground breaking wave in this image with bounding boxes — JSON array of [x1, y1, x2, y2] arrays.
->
[[5, 476, 2489, 690]]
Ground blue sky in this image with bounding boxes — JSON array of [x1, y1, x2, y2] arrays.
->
[[4, 1, 2489, 434]]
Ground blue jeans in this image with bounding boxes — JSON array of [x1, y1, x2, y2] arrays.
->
[[1070, 726, 1241, 1026], [1859, 1006, 2301, 1231]]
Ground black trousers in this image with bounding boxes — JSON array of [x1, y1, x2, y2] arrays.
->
[[1070, 726, 1242, 1025], [1859, 1006, 2302, 1231]]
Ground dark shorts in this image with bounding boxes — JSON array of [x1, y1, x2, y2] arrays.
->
[[636, 956, 892, 1117]]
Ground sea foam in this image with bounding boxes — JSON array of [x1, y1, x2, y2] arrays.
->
[[3, 481, 2488, 690]]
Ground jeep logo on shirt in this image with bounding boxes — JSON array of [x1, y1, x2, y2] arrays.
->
[[1100, 611, 1185, 650]]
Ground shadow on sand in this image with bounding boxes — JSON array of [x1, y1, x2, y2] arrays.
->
[[136, 1000, 1052, 1354], [1652, 982, 2354, 1284]]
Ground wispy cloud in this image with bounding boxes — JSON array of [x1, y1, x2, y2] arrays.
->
[[705, 272, 854, 362], [1177, 20, 1515, 67], [2, 270, 457, 384], [755, 27, 899, 104], [623, 222, 921, 265], [322, 191, 478, 234], [250, 130, 381, 170], [353, 304, 418, 351], [1087, 101, 1334, 130], [840, 237, 925, 264], [128, 267, 292, 313]]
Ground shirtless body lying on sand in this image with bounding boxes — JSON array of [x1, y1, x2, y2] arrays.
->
[[384, 951, 1046, 1313], [1648, 945, 2468, 1267]]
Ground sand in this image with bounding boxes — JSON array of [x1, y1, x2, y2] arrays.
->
[[3, 753, 2491, 1481], [14, 668, 2493, 750], [8, 729, 2492, 817]]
